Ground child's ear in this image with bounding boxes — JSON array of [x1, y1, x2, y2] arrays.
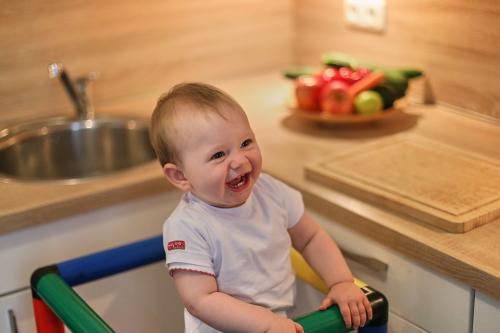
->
[[162, 163, 191, 192]]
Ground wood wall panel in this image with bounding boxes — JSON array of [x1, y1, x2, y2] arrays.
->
[[2, 1, 498, 123], [295, 0, 500, 120], [0, 0, 293, 123]]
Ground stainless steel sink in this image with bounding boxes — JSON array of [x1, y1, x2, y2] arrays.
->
[[0, 116, 157, 182], [0, 63, 158, 182]]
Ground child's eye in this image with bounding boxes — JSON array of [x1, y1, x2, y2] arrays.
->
[[210, 151, 225, 160], [241, 138, 253, 148]]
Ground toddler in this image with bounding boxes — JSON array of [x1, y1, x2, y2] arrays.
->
[[150, 83, 372, 333]]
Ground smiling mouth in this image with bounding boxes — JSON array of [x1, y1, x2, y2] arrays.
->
[[226, 173, 250, 191]]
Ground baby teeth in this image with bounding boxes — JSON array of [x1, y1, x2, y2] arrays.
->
[[229, 175, 245, 188]]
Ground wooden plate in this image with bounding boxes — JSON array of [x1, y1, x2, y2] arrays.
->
[[289, 99, 404, 124]]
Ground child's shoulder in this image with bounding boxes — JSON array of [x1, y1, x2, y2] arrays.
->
[[164, 194, 206, 227]]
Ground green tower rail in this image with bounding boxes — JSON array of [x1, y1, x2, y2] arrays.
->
[[35, 273, 114, 333]]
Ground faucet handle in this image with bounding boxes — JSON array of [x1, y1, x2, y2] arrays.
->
[[75, 72, 100, 119], [48, 63, 87, 117]]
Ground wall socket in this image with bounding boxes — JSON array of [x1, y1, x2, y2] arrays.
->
[[344, 0, 386, 32]]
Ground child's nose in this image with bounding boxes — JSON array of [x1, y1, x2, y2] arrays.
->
[[230, 152, 248, 170]]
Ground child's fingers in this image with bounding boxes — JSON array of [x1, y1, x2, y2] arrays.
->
[[338, 303, 352, 328], [363, 296, 373, 320], [357, 301, 367, 327], [319, 297, 333, 310], [294, 322, 305, 333], [349, 301, 361, 328]]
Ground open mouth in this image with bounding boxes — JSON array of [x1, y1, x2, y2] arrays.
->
[[226, 173, 250, 191]]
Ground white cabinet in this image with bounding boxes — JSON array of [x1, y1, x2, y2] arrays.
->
[[473, 291, 500, 333], [0, 190, 185, 332], [307, 209, 473, 333], [0, 289, 35, 333]]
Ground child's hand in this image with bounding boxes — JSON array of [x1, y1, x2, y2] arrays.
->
[[264, 314, 304, 333], [319, 281, 373, 329]]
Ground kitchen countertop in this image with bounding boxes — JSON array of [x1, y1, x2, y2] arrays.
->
[[1, 72, 499, 300]]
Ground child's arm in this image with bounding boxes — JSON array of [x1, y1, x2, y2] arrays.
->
[[288, 212, 373, 329], [172, 270, 304, 333]]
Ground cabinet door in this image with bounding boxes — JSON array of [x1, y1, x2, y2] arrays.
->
[[307, 209, 472, 333], [0, 289, 36, 333], [473, 291, 500, 333]]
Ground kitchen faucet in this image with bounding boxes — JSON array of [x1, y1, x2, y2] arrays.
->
[[48, 63, 97, 119]]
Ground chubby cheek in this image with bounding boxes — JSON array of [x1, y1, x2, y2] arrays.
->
[[212, 164, 231, 189], [251, 150, 263, 176]]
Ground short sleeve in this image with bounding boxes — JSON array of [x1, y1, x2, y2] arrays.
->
[[259, 174, 305, 229], [163, 215, 215, 276]]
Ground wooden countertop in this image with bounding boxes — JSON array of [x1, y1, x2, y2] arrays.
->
[[1, 72, 499, 300]]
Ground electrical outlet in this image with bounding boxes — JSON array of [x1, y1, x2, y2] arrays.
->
[[344, 0, 386, 32]]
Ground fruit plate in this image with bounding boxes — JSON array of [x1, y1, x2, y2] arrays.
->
[[289, 99, 404, 124]]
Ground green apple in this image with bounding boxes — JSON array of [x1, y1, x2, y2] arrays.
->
[[354, 91, 383, 115]]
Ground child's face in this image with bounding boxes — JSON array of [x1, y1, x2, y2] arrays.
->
[[173, 105, 262, 208]]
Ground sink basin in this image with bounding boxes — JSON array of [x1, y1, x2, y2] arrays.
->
[[0, 116, 157, 182]]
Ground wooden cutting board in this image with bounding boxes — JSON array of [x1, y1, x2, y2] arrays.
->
[[305, 135, 500, 233]]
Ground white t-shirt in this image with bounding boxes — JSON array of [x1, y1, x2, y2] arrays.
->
[[163, 173, 304, 333]]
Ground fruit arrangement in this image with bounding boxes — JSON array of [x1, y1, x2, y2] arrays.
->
[[285, 52, 423, 118]]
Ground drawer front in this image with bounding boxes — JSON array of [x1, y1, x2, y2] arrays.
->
[[307, 209, 472, 333], [473, 292, 500, 333]]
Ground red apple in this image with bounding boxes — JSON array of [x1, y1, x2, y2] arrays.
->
[[320, 80, 353, 114], [295, 75, 322, 111]]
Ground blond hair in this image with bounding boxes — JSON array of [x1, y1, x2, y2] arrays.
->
[[150, 82, 244, 166]]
